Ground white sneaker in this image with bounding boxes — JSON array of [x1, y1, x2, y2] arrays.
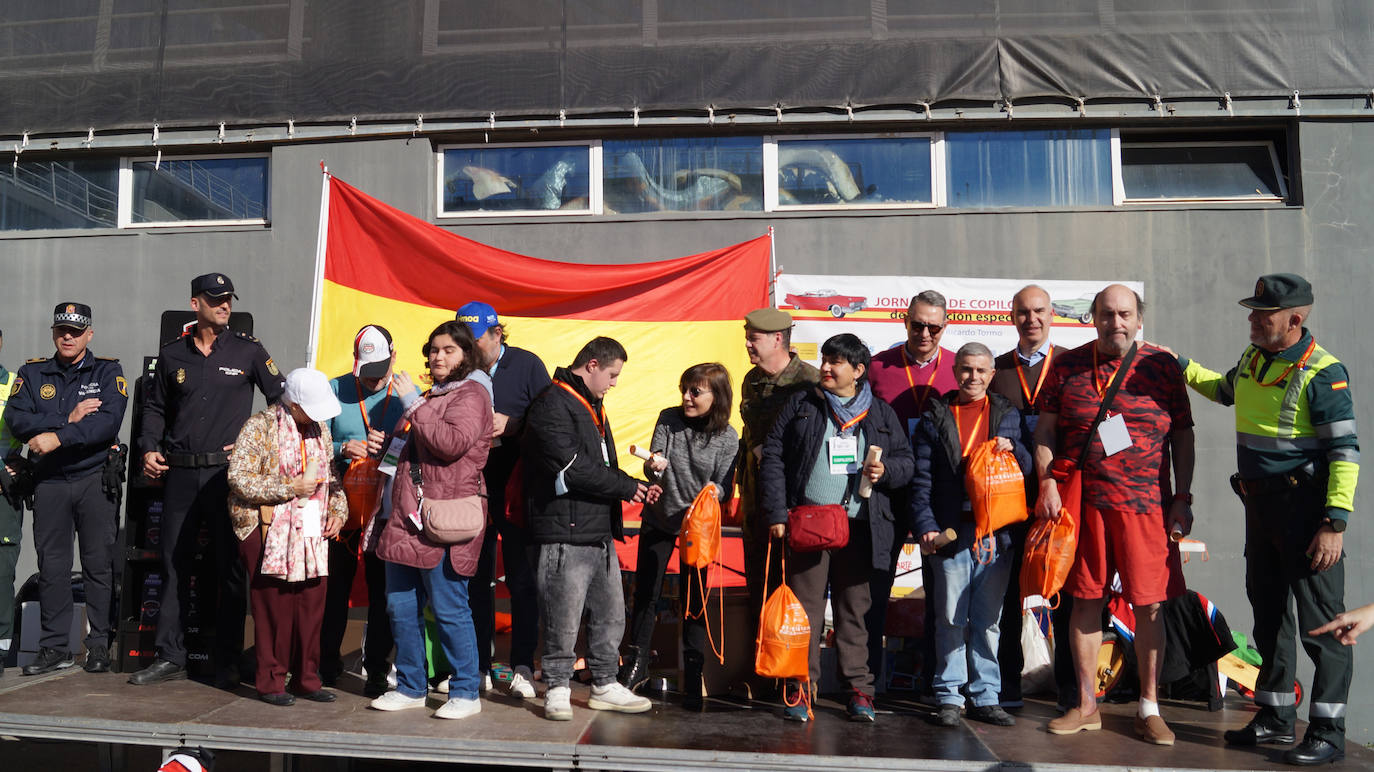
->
[[434, 697, 481, 720], [434, 678, 450, 694], [480, 673, 492, 694], [588, 681, 652, 713], [370, 691, 427, 711], [544, 686, 573, 721], [508, 666, 536, 700]]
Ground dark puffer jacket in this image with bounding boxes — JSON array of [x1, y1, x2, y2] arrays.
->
[[910, 391, 1030, 556], [522, 368, 641, 545], [759, 385, 915, 572]]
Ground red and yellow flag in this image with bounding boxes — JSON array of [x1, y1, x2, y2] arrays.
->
[[314, 175, 770, 476]]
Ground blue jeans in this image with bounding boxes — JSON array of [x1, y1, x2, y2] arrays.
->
[[929, 539, 1012, 707], [385, 559, 479, 700]]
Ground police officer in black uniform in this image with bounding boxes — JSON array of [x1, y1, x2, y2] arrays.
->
[[128, 273, 285, 687], [4, 303, 128, 675]]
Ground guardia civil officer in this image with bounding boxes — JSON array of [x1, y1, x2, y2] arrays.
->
[[4, 303, 128, 675], [1177, 274, 1355, 766], [129, 273, 285, 687]]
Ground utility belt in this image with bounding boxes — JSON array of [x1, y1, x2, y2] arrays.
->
[[165, 450, 232, 468], [1230, 461, 1320, 498]]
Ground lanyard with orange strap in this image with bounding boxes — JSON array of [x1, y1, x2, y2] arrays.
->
[[901, 346, 942, 416], [1015, 344, 1054, 407], [555, 380, 610, 466], [952, 398, 989, 458], [1248, 337, 1317, 387]]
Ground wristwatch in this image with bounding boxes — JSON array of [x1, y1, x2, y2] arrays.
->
[[1324, 517, 1347, 533]]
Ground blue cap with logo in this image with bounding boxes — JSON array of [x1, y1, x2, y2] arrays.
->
[[456, 301, 500, 338]]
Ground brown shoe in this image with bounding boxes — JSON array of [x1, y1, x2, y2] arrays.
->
[[1135, 714, 1175, 746], [1048, 707, 1102, 735]]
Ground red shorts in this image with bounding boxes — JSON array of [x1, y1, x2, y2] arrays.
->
[[1065, 504, 1184, 606]]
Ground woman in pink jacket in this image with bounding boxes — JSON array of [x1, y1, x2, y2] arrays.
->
[[367, 320, 492, 720]]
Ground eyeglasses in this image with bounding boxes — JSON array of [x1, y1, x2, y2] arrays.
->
[[684, 387, 712, 398], [909, 322, 944, 336]]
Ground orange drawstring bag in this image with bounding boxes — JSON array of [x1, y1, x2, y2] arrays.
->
[[1019, 468, 1080, 608], [680, 483, 726, 664], [754, 540, 813, 718], [964, 439, 1029, 563]]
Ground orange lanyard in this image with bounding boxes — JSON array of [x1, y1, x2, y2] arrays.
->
[[1092, 346, 1131, 398], [1248, 338, 1317, 387], [1015, 345, 1054, 406], [901, 346, 941, 414], [555, 381, 605, 437], [952, 398, 988, 458], [829, 407, 869, 435], [355, 379, 394, 433]]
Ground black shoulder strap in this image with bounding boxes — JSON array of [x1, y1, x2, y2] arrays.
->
[[408, 434, 423, 490], [1078, 342, 1138, 470]]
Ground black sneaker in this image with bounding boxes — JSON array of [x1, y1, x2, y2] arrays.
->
[[83, 645, 111, 673], [967, 704, 1016, 726], [22, 647, 74, 676], [934, 704, 961, 727]]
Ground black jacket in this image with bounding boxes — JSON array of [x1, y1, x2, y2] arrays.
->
[[759, 385, 915, 571], [910, 391, 1030, 556], [521, 367, 641, 545]]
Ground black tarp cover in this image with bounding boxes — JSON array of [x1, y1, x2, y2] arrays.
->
[[1, 0, 1370, 135]]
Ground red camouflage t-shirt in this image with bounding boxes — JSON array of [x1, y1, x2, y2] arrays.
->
[[1036, 341, 1193, 512]]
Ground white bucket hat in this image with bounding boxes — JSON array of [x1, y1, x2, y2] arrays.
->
[[283, 368, 342, 422]]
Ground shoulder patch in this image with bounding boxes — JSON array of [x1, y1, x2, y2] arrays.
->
[[265, 358, 279, 376], [10, 377, 21, 396], [234, 331, 261, 344], [1331, 380, 1349, 391], [116, 376, 128, 397]]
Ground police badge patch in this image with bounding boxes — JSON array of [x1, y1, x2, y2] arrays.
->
[[176, 368, 186, 384], [39, 384, 56, 400], [116, 376, 128, 397], [266, 358, 279, 376], [10, 377, 21, 396]]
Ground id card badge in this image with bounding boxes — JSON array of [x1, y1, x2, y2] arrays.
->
[[378, 436, 407, 477], [828, 435, 859, 475], [1098, 413, 1133, 457], [601, 440, 610, 467], [299, 499, 323, 539]]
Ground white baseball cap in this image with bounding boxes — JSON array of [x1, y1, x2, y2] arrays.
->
[[283, 368, 342, 422], [353, 325, 394, 379]]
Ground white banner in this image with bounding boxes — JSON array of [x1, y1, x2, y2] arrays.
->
[[775, 274, 1145, 365]]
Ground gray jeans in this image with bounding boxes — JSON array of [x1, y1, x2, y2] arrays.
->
[[535, 541, 624, 689]]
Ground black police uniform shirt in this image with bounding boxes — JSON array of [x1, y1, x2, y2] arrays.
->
[[138, 328, 286, 457], [4, 350, 129, 482]]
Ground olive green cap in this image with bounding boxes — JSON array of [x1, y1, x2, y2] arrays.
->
[[744, 307, 794, 332]]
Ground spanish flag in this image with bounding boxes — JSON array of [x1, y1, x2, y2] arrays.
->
[[310, 174, 770, 478]]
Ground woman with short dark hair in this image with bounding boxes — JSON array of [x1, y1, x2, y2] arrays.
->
[[620, 363, 738, 710]]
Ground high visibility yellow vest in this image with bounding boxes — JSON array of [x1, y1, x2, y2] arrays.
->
[[1232, 343, 1346, 453]]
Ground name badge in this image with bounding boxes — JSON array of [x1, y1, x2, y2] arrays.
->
[[378, 436, 407, 477], [1098, 413, 1132, 457], [298, 499, 323, 539], [601, 440, 610, 467], [828, 435, 859, 475]]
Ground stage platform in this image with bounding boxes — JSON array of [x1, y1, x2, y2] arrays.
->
[[0, 665, 1368, 772]]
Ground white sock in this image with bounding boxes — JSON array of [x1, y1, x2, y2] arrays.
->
[[1138, 698, 1160, 719]]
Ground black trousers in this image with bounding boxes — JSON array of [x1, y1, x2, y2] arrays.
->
[[1245, 482, 1351, 748], [997, 521, 1029, 703], [626, 523, 707, 659], [32, 472, 116, 651], [470, 513, 539, 673], [155, 465, 245, 671], [0, 493, 21, 652], [320, 528, 393, 680]]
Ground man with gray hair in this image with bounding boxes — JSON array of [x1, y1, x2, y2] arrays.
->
[[867, 290, 958, 690], [912, 341, 1030, 727]]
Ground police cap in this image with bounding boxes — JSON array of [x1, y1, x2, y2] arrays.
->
[[191, 273, 238, 299], [1239, 273, 1313, 311], [744, 307, 794, 333], [52, 302, 93, 330]]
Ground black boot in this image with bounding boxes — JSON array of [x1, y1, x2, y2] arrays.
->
[[682, 652, 705, 711], [618, 646, 651, 692]]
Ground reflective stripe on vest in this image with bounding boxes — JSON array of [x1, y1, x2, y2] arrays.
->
[[0, 371, 13, 411], [1234, 344, 1341, 447]]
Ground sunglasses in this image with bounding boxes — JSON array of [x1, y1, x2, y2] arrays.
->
[[908, 322, 944, 335], [684, 387, 712, 398]]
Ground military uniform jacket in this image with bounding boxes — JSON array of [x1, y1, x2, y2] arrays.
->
[[138, 327, 286, 457], [4, 351, 128, 482], [736, 354, 821, 530]]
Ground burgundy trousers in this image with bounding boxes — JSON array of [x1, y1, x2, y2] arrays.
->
[[238, 528, 328, 696]]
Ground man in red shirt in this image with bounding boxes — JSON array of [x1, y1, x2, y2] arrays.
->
[[867, 290, 958, 692], [1033, 284, 1194, 745]]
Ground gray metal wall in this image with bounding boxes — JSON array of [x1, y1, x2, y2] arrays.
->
[[2, 122, 1370, 742]]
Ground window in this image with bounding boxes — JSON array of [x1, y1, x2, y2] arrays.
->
[[438, 143, 599, 216], [945, 129, 1112, 208], [1116, 140, 1287, 203], [603, 137, 763, 213], [0, 159, 120, 231], [121, 155, 269, 227], [767, 133, 940, 210]]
